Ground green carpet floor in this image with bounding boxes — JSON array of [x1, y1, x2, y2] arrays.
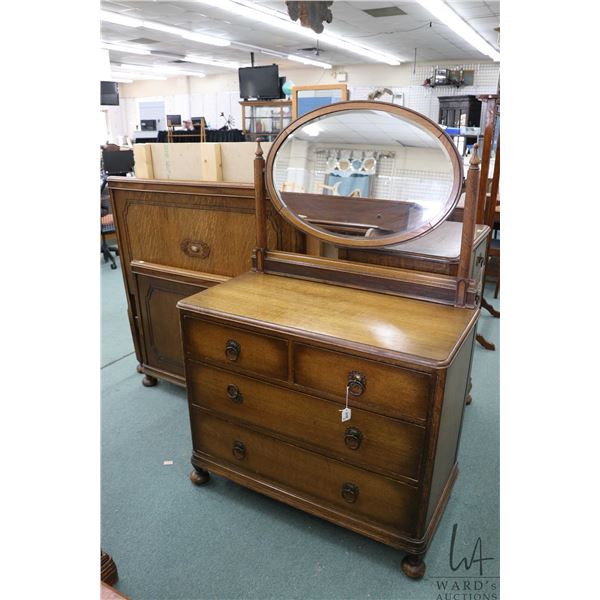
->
[[101, 256, 500, 600]]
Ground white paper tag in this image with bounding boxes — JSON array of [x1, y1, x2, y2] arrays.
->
[[341, 407, 352, 422]]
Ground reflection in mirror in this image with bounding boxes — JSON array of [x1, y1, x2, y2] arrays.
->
[[272, 109, 456, 241]]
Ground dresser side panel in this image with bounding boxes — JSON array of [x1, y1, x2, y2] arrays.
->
[[425, 327, 476, 523]]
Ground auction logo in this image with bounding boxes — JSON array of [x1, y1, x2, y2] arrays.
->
[[431, 523, 499, 600]]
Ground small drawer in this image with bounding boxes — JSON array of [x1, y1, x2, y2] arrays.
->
[[191, 408, 419, 537], [187, 362, 425, 480], [182, 317, 288, 380], [293, 344, 431, 422]]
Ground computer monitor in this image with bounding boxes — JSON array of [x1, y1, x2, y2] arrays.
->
[[191, 117, 206, 128], [102, 149, 135, 175], [166, 114, 182, 126]]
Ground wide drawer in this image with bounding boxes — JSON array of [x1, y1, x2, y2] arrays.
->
[[187, 361, 425, 481], [182, 317, 288, 380], [293, 344, 431, 422], [191, 408, 420, 536]]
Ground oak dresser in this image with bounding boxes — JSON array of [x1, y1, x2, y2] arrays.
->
[[177, 100, 487, 578]]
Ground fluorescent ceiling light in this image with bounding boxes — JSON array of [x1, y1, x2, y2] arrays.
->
[[416, 0, 500, 61], [109, 78, 133, 83], [101, 42, 151, 56], [181, 31, 230, 47], [100, 10, 230, 47], [193, 0, 402, 65], [184, 55, 241, 69], [100, 10, 143, 28], [111, 72, 168, 81], [287, 54, 331, 69], [114, 64, 206, 78]]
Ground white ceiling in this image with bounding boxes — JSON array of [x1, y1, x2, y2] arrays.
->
[[100, 0, 500, 77]]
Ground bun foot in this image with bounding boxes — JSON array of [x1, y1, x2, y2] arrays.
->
[[190, 467, 210, 485], [136, 364, 144, 374], [401, 554, 426, 579], [142, 374, 157, 387]]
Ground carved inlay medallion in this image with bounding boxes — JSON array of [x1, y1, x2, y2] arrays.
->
[[181, 239, 210, 259]]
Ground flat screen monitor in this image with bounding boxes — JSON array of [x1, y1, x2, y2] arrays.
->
[[167, 114, 182, 126], [140, 119, 157, 131], [102, 149, 135, 175], [238, 65, 280, 100], [191, 117, 206, 127], [101, 81, 119, 106]]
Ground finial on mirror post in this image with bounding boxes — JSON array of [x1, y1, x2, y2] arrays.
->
[[469, 143, 480, 169], [255, 139, 264, 159]]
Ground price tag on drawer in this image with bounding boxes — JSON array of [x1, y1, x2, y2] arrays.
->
[[339, 386, 352, 422]]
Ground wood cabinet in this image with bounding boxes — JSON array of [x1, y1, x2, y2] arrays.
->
[[438, 95, 482, 155], [239, 100, 292, 142], [179, 272, 477, 561], [108, 177, 303, 387]]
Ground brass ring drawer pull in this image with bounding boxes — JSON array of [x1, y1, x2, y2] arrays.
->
[[232, 440, 246, 460], [344, 427, 363, 450], [341, 482, 359, 503], [225, 339, 240, 361], [227, 384, 243, 404], [347, 371, 367, 396]]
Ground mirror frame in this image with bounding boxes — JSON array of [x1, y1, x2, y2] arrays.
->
[[265, 100, 464, 248]]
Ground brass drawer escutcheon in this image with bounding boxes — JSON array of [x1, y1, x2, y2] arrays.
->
[[225, 339, 241, 361], [227, 384, 243, 403], [347, 371, 367, 396], [232, 440, 246, 460], [344, 427, 363, 450], [341, 482, 359, 503]]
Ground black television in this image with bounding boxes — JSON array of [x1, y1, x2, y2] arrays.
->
[[167, 114, 182, 126], [238, 65, 280, 100], [101, 81, 119, 106]]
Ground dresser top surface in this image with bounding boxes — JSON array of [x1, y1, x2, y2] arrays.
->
[[179, 272, 478, 365], [365, 222, 489, 260]]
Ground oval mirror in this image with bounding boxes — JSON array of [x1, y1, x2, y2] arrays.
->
[[266, 101, 463, 247]]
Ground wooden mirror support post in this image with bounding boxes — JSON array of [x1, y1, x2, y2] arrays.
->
[[254, 140, 268, 272]]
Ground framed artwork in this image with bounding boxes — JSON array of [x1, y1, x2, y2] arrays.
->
[[291, 83, 348, 119]]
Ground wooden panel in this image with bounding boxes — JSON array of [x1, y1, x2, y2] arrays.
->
[[220, 141, 272, 183], [136, 275, 217, 377], [149, 143, 223, 181], [182, 317, 288, 380], [426, 328, 474, 522], [294, 344, 431, 423], [191, 408, 420, 536], [178, 271, 478, 366], [124, 203, 256, 277], [187, 361, 425, 480], [132, 144, 154, 179]]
